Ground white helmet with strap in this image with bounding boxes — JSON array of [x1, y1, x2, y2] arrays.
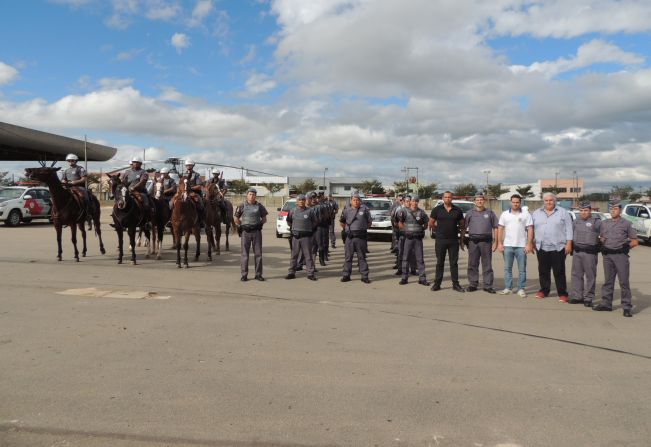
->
[[184, 158, 195, 166], [66, 153, 79, 161], [211, 167, 220, 174], [160, 167, 170, 174], [131, 156, 143, 163]]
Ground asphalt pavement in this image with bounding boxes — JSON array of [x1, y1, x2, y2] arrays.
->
[[1, 210, 650, 446]]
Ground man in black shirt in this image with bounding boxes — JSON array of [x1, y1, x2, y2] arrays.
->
[[429, 191, 465, 292]]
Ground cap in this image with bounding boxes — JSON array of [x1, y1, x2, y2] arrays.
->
[[318, 191, 324, 196], [351, 192, 361, 199], [397, 194, 404, 199], [307, 191, 317, 199], [404, 194, 412, 201], [297, 193, 306, 200], [608, 202, 622, 209], [65, 153, 78, 161], [474, 192, 485, 199], [247, 187, 257, 194], [184, 158, 195, 166], [131, 156, 143, 163], [578, 201, 591, 209], [160, 167, 170, 174], [411, 195, 420, 201]]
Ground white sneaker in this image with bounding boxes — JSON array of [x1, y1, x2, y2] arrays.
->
[[498, 288, 512, 295], [517, 289, 526, 298]]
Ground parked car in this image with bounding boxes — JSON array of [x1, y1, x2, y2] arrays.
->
[[0, 186, 52, 226], [622, 203, 651, 244], [363, 197, 393, 239], [430, 199, 474, 239], [569, 210, 609, 221], [276, 198, 297, 238]]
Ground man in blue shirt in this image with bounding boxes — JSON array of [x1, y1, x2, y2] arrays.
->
[[531, 192, 573, 301]]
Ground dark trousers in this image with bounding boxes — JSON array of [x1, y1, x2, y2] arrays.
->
[[289, 234, 315, 276], [434, 238, 460, 285], [467, 240, 493, 288], [536, 249, 567, 296], [329, 220, 336, 246], [570, 251, 598, 301], [343, 237, 369, 278], [240, 230, 262, 277], [601, 253, 632, 310], [402, 237, 426, 281]]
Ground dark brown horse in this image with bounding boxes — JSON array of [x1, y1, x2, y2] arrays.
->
[[171, 176, 201, 268], [221, 198, 235, 251], [203, 182, 223, 260], [25, 165, 105, 261], [107, 173, 151, 264]]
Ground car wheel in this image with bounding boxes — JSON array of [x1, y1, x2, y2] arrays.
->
[[22, 218, 32, 224], [6, 209, 22, 227], [276, 230, 282, 238]]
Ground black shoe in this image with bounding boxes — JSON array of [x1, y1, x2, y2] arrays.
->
[[410, 270, 417, 275], [583, 300, 593, 307], [593, 303, 613, 312], [623, 309, 633, 317], [431, 283, 441, 291], [319, 260, 326, 266], [395, 270, 402, 276], [568, 298, 584, 304], [296, 265, 304, 271], [467, 286, 478, 292], [307, 275, 317, 281], [483, 288, 496, 294], [331, 244, 336, 249], [325, 255, 329, 261], [418, 280, 430, 286], [240, 275, 248, 282], [393, 263, 400, 269], [361, 278, 370, 284], [255, 275, 265, 281], [341, 276, 351, 282], [285, 273, 296, 280], [452, 284, 465, 293], [109, 223, 116, 228], [399, 279, 408, 285]]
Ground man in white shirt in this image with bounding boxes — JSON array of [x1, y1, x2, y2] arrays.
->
[[497, 195, 534, 297]]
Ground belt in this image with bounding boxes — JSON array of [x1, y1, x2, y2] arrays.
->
[[601, 246, 628, 255], [574, 245, 599, 254], [468, 234, 492, 243]]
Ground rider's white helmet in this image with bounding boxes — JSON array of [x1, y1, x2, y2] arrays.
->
[[211, 167, 220, 174], [184, 158, 195, 166], [66, 153, 78, 161], [160, 167, 170, 174], [131, 156, 143, 163]]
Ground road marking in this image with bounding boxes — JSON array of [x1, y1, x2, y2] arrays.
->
[[56, 288, 170, 300]]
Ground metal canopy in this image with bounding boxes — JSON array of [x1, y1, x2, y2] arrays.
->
[[0, 121, 117, 162]]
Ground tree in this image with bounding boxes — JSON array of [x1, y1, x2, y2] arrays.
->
[[579, 192, 609, 202], [392, 180, 409, 195], [646, 188, 651, 199], [418, 182, 438, 199], [359, 179, 385, 195], [515, 185, 535, 199], [486, 183, 509, 199], [630, 193, 642, 201], [609, 184, 634, 200], [87, 173, 101, 187], [0, 171, 12, 186], [229, 179, 251, 195], [453, 183, 477, 197], [290, 178, 318, 194], [261, 182, 284, 196]]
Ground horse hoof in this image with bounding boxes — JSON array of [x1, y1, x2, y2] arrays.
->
[[131, 261, 137, 265], [177, 264, 182, 269], [57, 257, 62, 261], [156, 255, 162, 260], [145, 254, 150, 259], [207, 257, 212, 262], [100, 248, 106, 255], [82, 253, 86, 257], [118, 260, 123, 264], [75, 258, 80, 262], [184, 264, 189, 269]]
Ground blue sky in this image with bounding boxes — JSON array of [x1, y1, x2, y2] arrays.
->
[[1, 0, 651, 191]]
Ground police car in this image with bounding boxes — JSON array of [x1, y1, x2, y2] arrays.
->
[[622, 203, 651, 244], [364, 197, 393, 238], [276, 198, 297, 238], [0, 186, 53, 226]]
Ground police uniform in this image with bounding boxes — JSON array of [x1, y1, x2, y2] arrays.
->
[[122, 167, 152, 210], [327, 195, 339, 248], [393, 198, 416, 275], [340, 196, 372, 282], [315, 193, 330, 265], [235, 192, 268, 280], [595, 208, 636, 315], [286, 195, 318, 279], [569, 203, 601, 305], [398, 199, 429, 285], [465, 204, 498, 292], [389, 196, 404, 253], [161, 177, 177, 208], [62, 165, 90, 204]]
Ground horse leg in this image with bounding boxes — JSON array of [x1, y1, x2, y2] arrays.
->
[[156, 223, 164, 260], [79, 222, 87, 257], [205, 225, 213, 261], [94, 211, 106, 255], [194, 225, 201, 262], [174, 226, 182, 268], [70, 224, 80, 262], [225, 223, 230, 251], [55, 222, 63, 261], [128, 226, 137, 265], [144, 226, 152, 259], [117, 227, 124, 264], [183, 232, 190, 268], [215, 224, 221, 256]]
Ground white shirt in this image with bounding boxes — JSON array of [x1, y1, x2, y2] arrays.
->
[[498, 209, 533, 247]]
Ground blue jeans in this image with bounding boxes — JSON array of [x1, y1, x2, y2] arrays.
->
[[503, 246, 526, 290]]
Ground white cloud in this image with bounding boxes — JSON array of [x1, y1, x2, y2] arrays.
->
[[0, 61, 19, 85], [244, 72, 277, 95], [145, 0, 181, 20], [239, 44, 257, 65], [171, 32, 191, 53], [187, 0, 213, 26], [115, 48, 144, 61], [98, 77, 134, 90]]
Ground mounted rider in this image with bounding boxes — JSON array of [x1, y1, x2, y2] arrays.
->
[[61, 153, 92, 214], [205, 167, 228, 216], [182, 159, 204, 218], [158, 167, 177, 209], [121, 156, 154, 217]]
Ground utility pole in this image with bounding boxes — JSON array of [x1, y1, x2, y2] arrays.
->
[[323, 167, 328, 191], [483, 170, 491, 195]]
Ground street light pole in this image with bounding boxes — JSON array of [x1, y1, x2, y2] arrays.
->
[[483, 170, 491, 194], [323, 167, 328, 191]]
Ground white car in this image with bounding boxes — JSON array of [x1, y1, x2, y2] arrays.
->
[[276, 198, 297, 238], [622, 203, 651, 244], [0, 186, 53, 226], [569, 210, 609, 221], [363, 197, 393, 239], [430, 199, 474, 239]]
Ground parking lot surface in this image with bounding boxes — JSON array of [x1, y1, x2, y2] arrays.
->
[[1, 210, 650, 446]]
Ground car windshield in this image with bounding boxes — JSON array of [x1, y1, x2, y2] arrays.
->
[[282, 201, 297, 212], [0, 188, 24, 200], [454, 202, 474, 213], [363, 200, 391, 211]]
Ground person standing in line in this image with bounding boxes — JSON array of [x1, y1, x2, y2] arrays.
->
[[568, 202, 601, 307], [340, 192, 372, 283], [465, 193, 498, 293], [497, 195, 534, 297], [398, 195, 430, 286], [593, 202, 638, 317], [327, 192, 339, 249], [531, 192, 573, 302], [429, 191, 465, 292], [234, 188, 268, 282], [285, 194, 318, 281]]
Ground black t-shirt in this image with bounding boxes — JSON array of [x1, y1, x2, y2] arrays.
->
[[430, 204, 464, 239]]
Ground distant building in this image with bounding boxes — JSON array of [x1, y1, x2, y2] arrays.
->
[[288, 177, 369, 197], [540, 178, 584, 200]]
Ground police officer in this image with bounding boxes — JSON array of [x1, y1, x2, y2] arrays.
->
[[61, 153, 91, 212], [183, 159, 204, 218], [593, 202, 638, 317], [465, 193, 498, 293], [389, 194, 405, 254], [340, 192, 372, 283], [394, 194, 416, 275], [568, 202, 601, 306], [327, 192, 339, 249], [429, 191, 465, 292], [234, 188, 268, 281], [398, 195, 430, 286], [122, 156, 153, 216], [286, 194, 318, 281], [159, 167, 177, 209], [206, 167, 228, 216]]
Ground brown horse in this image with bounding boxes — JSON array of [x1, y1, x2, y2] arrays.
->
[[24, 165, 105, 261], [152, 175, 173, 260], [221, 198, 235, 251], [203, 182, 223, 260], [171, 176, 201, 268], [107, 173, 151, 265]]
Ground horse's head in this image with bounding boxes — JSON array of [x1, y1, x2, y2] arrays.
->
[[106, 174, 120, 200], [175, 176, 189, 203], [205, 182, 220, 201], [24, 166, 61, 184], [154, 176, 164, 199]]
